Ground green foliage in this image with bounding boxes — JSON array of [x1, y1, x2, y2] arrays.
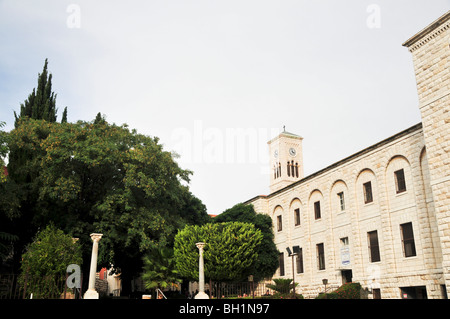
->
[[13, 59, 63, 125], [142, 246, 181, 290], [266, 278, 298, 294], [315, 282, 362, 299], [5, 117, 208, 277], [174, 222, 263, 282], [213, 203, 279, 281], [20, 224, 82, 276], [19, 224, 82, 298]]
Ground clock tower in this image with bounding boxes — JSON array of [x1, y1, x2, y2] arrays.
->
[[268, 129, 304, 193]]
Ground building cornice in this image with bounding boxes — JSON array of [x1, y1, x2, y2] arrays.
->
[[245, 123, 423, 204], [402, 11, 450, 52]]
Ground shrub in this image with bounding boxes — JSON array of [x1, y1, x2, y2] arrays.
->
[[316, 282, 361, 299]]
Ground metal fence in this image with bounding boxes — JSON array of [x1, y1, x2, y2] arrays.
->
[[0, 273, 83, 299], [207, 281, 288, 299]]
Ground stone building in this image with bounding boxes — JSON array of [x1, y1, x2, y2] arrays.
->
[[244, 11, 449, 299]]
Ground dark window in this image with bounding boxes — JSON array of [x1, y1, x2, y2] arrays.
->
[[279, 252, 285, 276], [296, 248, 304, 274], [317, 243, 325, 270], [363, 181, 373, 204], [314, 201, 321, 220], [395, 169, 407, 193], [373, 288, 381, 299], [338, 192, 345, 211], [291, 161, 295, 177], [295, 163, 299, 178], [401, 222, 416, 257], [294, 208, 300, 226], [277, 215, 282, 232], [368, 231, 381, 262], [287, 162, 290, 177]]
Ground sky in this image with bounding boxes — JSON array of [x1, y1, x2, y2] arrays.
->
[[1, 1, 449, 215]]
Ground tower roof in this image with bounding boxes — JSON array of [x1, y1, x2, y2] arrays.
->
[[268, 129, 303, 144]]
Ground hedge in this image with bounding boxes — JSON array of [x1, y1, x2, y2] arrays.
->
[[316, 282, 361, 299]]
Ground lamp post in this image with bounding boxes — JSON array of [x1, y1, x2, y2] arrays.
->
[[195, 242, 209, 299], [322, 278, 328, 297], [286, 246, 298, 298]]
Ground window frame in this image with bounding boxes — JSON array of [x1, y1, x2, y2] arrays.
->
[[277, 215, 282, 232], [363, 181, 373, 204], [279, 252, 285, 276], [294, 208, 301, 226], [400, 222, 416, 257], [337, 191, 345, 211], [394, 169, 407, 194], [367, 230, 381, 262], [314, 201, 321, 220], [296, 248, 304, 274], [316, 243, 326, 270]]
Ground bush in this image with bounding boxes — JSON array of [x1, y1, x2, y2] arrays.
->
[[316, 282, 361, 299]]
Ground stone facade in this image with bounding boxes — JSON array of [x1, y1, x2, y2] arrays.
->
[[403, 10, 450, 297], [244, 11, 450, 299]]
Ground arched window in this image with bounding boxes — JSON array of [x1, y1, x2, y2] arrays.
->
[[287, 161, 291, 177], [295, 162, 299, 178], [278, 162, 281, 177]]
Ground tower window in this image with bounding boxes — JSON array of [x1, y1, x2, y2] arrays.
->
[[291, 160, 295, 177], [295, 163, 299, 178], [287, 162, 291, 177], [395, 169, 407, 194]]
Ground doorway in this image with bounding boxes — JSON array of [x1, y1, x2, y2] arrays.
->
[[341, 270, 352, 284]]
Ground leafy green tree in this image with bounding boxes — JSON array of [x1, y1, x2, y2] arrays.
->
[[142, 247, 181, 291], [213, 203, 279, 281], [19, 224, 82, 299], [174, 222, 263, 282], [6, 117, 208, 290]]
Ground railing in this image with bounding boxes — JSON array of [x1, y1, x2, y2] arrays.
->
[[207, 281, 281, 299], [0, 273, 83, 299]]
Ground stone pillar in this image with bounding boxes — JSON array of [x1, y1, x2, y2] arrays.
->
[[84, 233, 103, 299], [195, 242, 209, 299]]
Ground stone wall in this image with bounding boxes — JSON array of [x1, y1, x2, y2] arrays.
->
[[403, 10, 450, 296]]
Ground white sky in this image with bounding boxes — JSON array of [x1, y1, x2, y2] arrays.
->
[[1, 1, 449, 214]]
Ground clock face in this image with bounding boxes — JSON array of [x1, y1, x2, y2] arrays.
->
[[289, 148, 296, 157], [274, 150, 278, 158]]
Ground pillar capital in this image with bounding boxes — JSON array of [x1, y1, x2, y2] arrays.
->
[[195, 242, 206, 250], [90, 233, 103, 242]]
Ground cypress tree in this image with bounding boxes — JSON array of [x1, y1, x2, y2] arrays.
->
[[14, 59, 64, 126]]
